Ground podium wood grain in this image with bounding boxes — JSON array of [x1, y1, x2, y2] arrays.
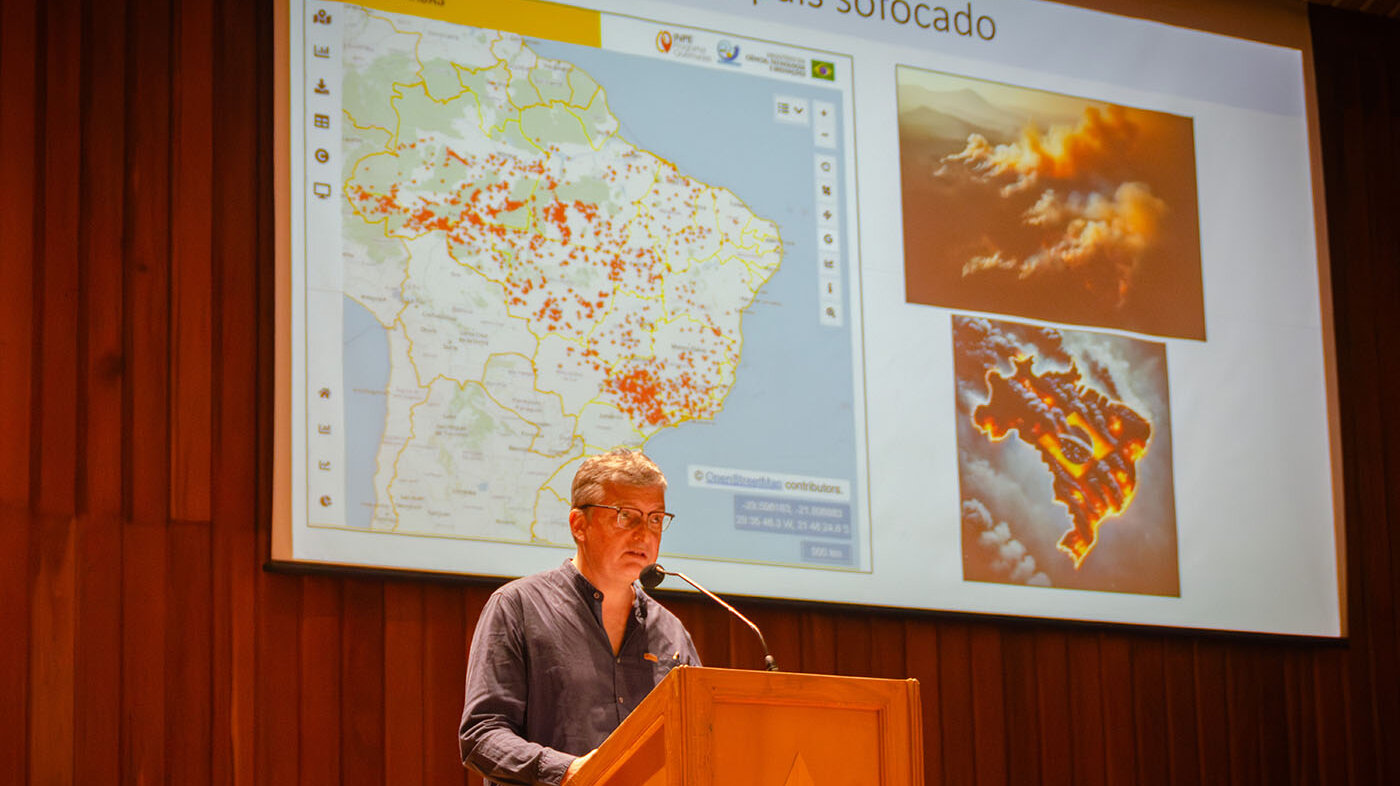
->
[[573, 667, 923, 786]]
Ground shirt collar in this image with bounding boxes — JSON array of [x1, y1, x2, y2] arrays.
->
[[561, 559, 651, 620]]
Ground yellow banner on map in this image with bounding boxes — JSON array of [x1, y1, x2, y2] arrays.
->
[[349, 0, 600, 48]]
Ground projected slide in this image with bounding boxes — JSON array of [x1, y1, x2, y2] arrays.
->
[[278, 0, 1343, 636]]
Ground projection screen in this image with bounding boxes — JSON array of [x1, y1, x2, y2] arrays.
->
[[273, 0, 1345, 636]]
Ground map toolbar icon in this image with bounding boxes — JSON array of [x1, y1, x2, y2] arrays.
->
[[312, 9, 331, 24], [774, 94, 810, 126], [314, 78, 329, 95]]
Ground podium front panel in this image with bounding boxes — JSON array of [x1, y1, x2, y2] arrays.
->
[[680, 669, 922, 786], [709, 701, 883, 784], [572, 667, 923, 786]]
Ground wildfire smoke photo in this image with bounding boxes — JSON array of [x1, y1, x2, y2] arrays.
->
[[900, 68, 1206, 340]]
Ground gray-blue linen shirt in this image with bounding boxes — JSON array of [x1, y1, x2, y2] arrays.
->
[[459, 560, 700, 786]]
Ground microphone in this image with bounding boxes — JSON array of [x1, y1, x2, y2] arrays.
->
[[640, 563, 779, 671]]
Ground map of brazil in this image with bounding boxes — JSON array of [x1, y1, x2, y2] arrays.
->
[[298, 3, 867, 570]]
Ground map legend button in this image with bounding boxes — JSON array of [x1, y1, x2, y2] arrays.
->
[[774, 94, 810, 125]]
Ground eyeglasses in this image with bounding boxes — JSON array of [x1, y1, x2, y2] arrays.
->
[[577, 504, 676, 533]]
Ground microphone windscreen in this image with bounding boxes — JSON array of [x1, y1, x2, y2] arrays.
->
[[639, 563, 665, 590]]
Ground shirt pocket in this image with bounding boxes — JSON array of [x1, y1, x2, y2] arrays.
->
[[648, 651, 687, 682]]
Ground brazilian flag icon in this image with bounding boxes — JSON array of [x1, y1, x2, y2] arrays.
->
[[811, 60, 835, 80]]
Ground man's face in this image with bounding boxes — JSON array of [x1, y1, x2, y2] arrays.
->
[[570, 482, 665, 590]]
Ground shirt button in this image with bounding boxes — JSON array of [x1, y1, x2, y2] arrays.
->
[[617, 696, 624, 704], [593, 591, 602, 599]]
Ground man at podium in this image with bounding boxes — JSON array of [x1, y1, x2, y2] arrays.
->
[[459, 449, 701, 785]]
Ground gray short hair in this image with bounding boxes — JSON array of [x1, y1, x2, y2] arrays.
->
[[570, 448, 667, 507]]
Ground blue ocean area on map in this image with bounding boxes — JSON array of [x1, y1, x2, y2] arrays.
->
[[343, 296, 389, 529], [528, 39, 863, 568]]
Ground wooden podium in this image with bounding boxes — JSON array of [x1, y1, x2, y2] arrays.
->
[[569, 667, 924, 786]]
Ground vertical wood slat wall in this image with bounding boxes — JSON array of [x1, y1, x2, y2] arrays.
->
[[1, 1, 1396, 782]]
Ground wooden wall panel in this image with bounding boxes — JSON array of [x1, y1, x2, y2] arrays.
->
[[28, 512, 75, 785], [1282, 653, 1316, 781], [124, 0, 173, 525], [1226, 648, 1263, 784], [747, 601, 801, 672], [0, 0, 39, 774], [122, 518, 169, 784], [1256, 649, 1292, 784], [82, 0, 131, 523], [1193, 639, 1232, 781], [1161, 639, 1201, 784], [1098, 635, 1136, 785], [903, 620, 942, 781], [384, 582, 426, 786], [1313, 6, 1400, 785], [255, 570, 301, 785], [1066, 632, 1107, 786], [35, 0, 81, 518], [935, 622, 975, 785], [167, 519, 215, 785], [1311, 651, 1351, 784], [341, 581, 386, 786], [299, 578, 343, 784], [169, 0, 215, 524], [797, 608, 837, 675], [211, 0, 265, 780], [27, 1, 80, 783], [1031, 631, 1072, 785], [73, 513, 122, 786], [727, 605, 762, 669], [3, 1, 1400, 784], [969, 626, 1008, 785], [0, 505, 32, 785], [0, 0, 38, 513], [1130, 638, 1167, 786], [121, 1, 176, 774], [1000, 629, 1041, 785], [425, 585, 472, 785], [73, 1, 129, 782], [834, 613, 874, 677], [870, 616, 906, 679]]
